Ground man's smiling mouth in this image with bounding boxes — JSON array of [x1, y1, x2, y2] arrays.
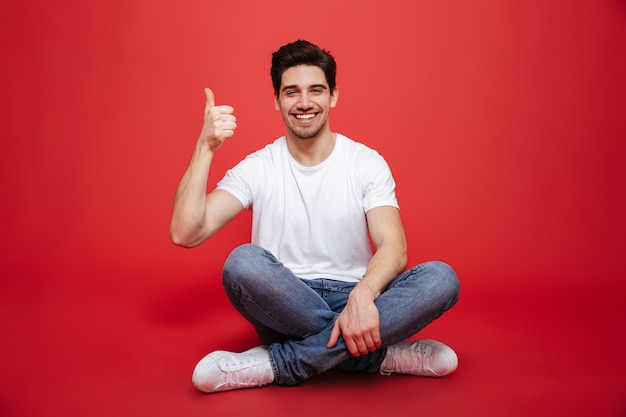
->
[[295, 114, 316, 120]]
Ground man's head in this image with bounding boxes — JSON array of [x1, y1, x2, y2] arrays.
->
[[270, 40, 337, 97]]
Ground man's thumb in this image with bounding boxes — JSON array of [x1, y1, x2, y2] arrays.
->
[[204, 87, 215, 108]]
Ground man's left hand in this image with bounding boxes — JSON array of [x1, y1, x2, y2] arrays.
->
[[326, 287, 382, 357]]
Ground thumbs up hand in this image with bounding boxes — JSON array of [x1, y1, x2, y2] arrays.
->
[[199, 88, 237, 152]]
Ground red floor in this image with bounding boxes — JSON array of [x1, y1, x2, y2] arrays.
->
[[2, 260, 624, 417]]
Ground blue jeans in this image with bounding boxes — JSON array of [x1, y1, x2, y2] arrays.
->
[[222, 243, 460, 386]]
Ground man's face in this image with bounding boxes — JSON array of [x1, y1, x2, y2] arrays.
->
[[274, 65, 338, 140]]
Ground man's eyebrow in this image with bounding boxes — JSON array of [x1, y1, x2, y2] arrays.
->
[[281, 84, 328, 92]]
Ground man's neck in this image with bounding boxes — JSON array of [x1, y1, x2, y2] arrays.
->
[[286, 131, 337, 167]]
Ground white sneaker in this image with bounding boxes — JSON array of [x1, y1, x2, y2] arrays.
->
[[192, 346, 275, 393], [380, 339, 458, 377]]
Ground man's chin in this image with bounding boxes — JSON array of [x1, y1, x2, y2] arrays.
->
[[289, 126, 323, 140]]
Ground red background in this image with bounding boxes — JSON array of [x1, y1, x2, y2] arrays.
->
[[1, 0, 625, 416]]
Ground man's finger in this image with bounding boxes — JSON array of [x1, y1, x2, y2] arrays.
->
[[204, 87, 215, 109], [326, 321, 341, 348], [363, 332, 377, 352], [372, 330, 382, 350], [354, 336, 369, 356], [214, 105, 235, 116], [346, 338, 360, 357]]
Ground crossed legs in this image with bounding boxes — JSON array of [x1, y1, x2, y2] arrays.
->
[[221, 244, 460, 386]]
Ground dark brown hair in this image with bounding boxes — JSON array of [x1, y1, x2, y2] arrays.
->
[[270, 40, 337, 96]]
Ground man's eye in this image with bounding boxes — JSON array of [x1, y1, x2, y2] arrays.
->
[[286, 91, 296, 97]]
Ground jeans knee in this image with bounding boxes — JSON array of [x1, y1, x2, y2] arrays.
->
[[225, 243, 262, 266], [223, 244, 262, 284], [428, 261, 461, 303]]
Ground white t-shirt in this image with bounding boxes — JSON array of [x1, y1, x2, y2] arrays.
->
[[217, 134, 399, 282]]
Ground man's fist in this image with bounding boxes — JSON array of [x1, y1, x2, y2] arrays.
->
[[199, 88, 237, 151]]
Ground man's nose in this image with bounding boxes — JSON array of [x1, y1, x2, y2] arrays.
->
[[298, 93, 312, 108]]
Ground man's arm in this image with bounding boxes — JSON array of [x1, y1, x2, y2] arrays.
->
[[170, 88, 243, 248], [327, 205, 408, 356]]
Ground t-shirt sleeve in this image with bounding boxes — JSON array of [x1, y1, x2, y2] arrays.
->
[[215, 156, 257, 210], [360, 152, 399, 212]]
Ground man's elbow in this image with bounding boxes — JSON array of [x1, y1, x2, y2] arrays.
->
[[169, 224, 202, 248], [170, 231, 191, 248]]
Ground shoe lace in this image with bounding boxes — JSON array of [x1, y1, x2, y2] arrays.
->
[[221, 356, 272, 389], [389, 342, 437, 375]]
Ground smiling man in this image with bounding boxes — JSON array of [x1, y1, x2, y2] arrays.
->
[[170, 40, 460, 393], [276, 64, 337, 141]]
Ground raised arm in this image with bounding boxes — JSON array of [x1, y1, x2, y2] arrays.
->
[[170, 88, 243, 248]]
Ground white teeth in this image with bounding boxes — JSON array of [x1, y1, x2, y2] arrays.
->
[[295, 114, 315, 119]]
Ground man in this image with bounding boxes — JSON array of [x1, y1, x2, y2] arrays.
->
[[170, 40, 460, 393]]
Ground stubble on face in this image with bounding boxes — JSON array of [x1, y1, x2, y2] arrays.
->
[[285, 117, 325, 140], [276, 65, 337, 142]]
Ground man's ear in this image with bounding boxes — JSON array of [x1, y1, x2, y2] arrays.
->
[[330, 87, 339, 108], [274, 95, 280, 111]]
